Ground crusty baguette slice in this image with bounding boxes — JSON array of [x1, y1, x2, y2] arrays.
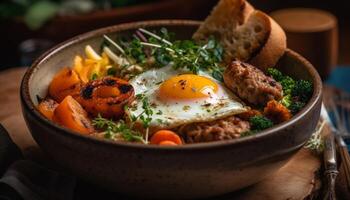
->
[[193, 0, 286, 71], [248, 14, 287, 70], [193, 0, 254, 41]]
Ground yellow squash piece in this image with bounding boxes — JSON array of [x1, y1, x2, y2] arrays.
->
[[85, 45, 102, 60], [73, 47, 111, 83]]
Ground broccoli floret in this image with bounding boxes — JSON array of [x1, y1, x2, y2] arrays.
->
[[267, 68, 284, 81], [281, 94, 292, 108], [292, 80, 313, 102], [280, 76, 295, 94], [249, 116, 274, 131], [267, 68, 295, 95], [267, 68, 312, 115], [289, 101, 305, 114]]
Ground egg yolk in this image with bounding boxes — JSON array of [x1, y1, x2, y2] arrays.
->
[[158, 74, 218, 100]]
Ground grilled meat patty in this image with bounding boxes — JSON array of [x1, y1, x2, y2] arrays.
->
[[223, 61, 282, 105]]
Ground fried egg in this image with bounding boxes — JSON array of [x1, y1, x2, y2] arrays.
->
[[128, 65, 247, 129]]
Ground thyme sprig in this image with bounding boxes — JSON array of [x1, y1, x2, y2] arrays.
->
[[305, 120, 326, 153], [129, 94, 153, 143], [92, 115, 146, 143], [92, 94, 154, 144]]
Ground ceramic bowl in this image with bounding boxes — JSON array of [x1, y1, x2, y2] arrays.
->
[[20, 20, 322, 199]]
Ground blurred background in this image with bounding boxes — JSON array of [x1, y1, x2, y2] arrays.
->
[[0, 0, 349, 71]]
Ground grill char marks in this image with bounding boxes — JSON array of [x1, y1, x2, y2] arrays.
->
[[118, 85, 133, 94], [75, 77, 135, 118], [81, 85, 94, 99]]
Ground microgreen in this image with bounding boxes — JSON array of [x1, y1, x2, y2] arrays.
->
[[102, 28, 225, 81], [92, 115, 146, 143]]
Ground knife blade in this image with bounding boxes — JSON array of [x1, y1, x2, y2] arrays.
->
[[321, 104, 338, 171], [321, 104, 338, 200]]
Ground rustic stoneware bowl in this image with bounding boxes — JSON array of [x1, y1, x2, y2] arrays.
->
[[20, 20, 322, 199]]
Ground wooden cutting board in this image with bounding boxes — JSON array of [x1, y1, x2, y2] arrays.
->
[[0, 67, 322, 199]]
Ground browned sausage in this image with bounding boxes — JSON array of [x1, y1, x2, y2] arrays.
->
[[224, 61, 283, 106]]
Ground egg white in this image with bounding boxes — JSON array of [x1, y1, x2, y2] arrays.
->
[[127, 65, 248, 130]]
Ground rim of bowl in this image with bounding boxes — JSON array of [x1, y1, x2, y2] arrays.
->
[[20, 20, 323, 151]]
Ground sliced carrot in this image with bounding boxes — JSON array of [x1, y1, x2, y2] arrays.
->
[[49, 68, 81, 102], [37, 99, 58, 120], [150, 130, 182, 145], [53, 95, 94, 135], [159, 140, 178, 146]]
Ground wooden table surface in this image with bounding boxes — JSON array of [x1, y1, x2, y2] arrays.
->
[[0, 67, 322, 199]]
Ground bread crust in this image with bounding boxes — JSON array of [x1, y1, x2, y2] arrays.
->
[[244, 2, 255, 19], [193, 0, 254, 40], [249, 14, 287, 70], [193, 0, 286, 70]]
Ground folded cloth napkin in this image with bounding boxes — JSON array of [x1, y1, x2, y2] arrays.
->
[[0, 124, 76, 200], [0, 125, 23, 176]]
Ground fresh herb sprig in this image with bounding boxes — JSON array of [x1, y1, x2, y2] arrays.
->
[[170, 37, 224, 81], [128, 94, 153, 142], [92, 114, 146, 143], [103, 28, 225, 81], [305, 120, 326, 153]]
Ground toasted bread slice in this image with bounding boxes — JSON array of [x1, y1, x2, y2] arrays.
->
[[193, 0, 254, 40], [248, 14, 287, 70], [193, 0, 286, 71]]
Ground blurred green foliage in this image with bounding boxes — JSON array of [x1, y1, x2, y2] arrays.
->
[[0, 0, 153, 30]]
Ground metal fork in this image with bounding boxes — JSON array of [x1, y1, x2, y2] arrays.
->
[[328, 90, 350, 191]]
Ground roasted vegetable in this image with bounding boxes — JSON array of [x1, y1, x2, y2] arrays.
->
[[73, 48, 111, 83], [53, 95, 94, 135], [237, 109, 262, 121], [150, 130, 182, 145], [263, 100, 292, 123], [267, 68, 313, 114], [49, 67, 81, 102], [159, 140, 178, 146], [37, 98, 58, 120], [75, 77, 135, 118]]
